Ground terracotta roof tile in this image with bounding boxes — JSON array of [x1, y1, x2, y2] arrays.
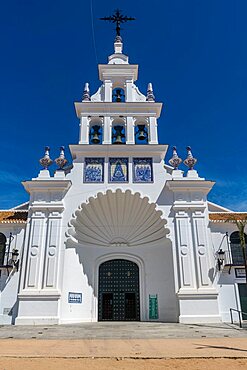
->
[[0, 211, 28, 224], [209, 213, 247, 222], [1, 210, 247, 223]]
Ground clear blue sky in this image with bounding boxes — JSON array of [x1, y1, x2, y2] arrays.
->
[[0, 0, 246, 210]]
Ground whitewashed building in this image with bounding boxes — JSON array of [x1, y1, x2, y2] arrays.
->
[[0, 34, 246, 325]]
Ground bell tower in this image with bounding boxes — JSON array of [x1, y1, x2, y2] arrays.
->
[[76, 12, 162, 147]]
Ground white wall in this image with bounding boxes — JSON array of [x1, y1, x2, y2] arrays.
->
[[59, 242, 178, 323]]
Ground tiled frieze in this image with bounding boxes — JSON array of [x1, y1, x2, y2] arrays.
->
[[109, 158, 128, 182], [84, 158, 104, 183], [133, 158, 153, 182]]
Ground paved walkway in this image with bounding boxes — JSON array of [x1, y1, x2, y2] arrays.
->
[[0, 322, 245, 339], [0, 323, 246, 359]]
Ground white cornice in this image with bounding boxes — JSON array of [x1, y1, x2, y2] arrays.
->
[[166, 180, 215, 194], [177, 291, 218, 299], [22, 180, 72, 194], [18, 291, 61, 299], [69, 144, 168, 160], [98, 64, 138, 81], [74, 102, 163, 119], [173, 203, 207, 211]]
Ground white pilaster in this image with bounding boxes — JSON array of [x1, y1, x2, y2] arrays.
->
[[167, 179, 220, 323], [125, 79, 133, 102], [16, 178, 71, 325], [148, 117, 158, 144], [79, 116, 90, 144], [104, 80, 113, 102], [24, 211, 46, 290], [102, 117, 112, 144], [126, 117, 135, 144], [174, 210, 197, 290], [191, 210, 212, 289], [42, 211, 63, 289]]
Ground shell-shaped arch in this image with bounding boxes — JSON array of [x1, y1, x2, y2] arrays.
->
[[68, 189, 169, 247]]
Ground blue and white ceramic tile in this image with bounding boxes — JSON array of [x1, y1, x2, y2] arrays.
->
[[84, 158, 104, 183], [109, 158, 128, 182], [133, 158, 153, 182]]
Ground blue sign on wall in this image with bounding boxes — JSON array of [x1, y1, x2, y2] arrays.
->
[[68, 292, 82, 304]]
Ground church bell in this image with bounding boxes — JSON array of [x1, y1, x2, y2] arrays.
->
[[91, 125, 101, 144], [137, 125, 147, 141], [113, 125, 125, 144], [113, 89, 125, 102]]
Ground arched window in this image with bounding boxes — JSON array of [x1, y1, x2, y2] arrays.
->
[[0, 233, 6, 266], [135, 124, 148, 144], [230, 231, 247, 265], [89, 124, 103, 144], [112, 88, 125, 102]]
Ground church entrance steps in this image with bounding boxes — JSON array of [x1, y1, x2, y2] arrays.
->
[[0, 322, 245, 340]]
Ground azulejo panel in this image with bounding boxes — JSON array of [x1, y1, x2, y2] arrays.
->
[[84, 158, 104, 183], [133, 158, 153, 182], [109, 158, 128, 182]]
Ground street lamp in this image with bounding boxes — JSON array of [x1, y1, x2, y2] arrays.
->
[[217, 248, 225, 270], [11, 249, 19, 271]]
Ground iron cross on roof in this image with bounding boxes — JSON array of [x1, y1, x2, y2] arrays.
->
[[100, 9, 135, 38]]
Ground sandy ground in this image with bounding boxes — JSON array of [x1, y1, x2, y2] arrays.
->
[[1, 338, 247, 358], [0, 358, 247, 370], [1, 335, 247, 369]]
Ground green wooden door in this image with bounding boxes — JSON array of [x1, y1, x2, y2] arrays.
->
[[238, 284, 247, 320]]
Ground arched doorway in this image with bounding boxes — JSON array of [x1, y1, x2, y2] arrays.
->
[[98, 259, 140, 321]]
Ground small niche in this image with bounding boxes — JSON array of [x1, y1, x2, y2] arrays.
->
[[112, 88, 125, 102], [89, 124, 102, 144], [135, 124, 148, 144], [112, 124, 126, 145]]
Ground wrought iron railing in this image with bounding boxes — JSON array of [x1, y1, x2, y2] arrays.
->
[[230, 308, 247, 328]]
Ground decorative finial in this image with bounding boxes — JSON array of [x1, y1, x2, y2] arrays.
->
[[169, 146, 182, 170], [146, 83, 155, 102], [115, 35, 122, 43], [39, 146, 53, 170], [100, 9, 135, 39], [183, 146, 197, 170], [55, 146, 68, 170], [82, 83, 91, 102]]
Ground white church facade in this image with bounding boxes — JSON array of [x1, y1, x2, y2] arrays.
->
[[0, 33, 247, 325]]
